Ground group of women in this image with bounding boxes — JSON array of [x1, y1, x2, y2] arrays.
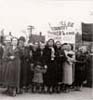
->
[[0, 36, 90, 97]]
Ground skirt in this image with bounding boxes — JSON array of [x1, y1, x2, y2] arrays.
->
[[63, 62, 73, 85], [44, 60, 57, 86], [32, 72, 43, 84], [2, 58, 21, 88]]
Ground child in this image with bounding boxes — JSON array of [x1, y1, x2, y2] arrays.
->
[[32, 62, 46, 93], [31, 42, 47, 93]]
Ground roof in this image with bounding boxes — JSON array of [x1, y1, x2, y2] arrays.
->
[[29, 34, 45, 43]]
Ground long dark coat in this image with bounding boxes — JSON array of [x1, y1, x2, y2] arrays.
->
[[74, 52, 88, 86], [43, 46, 57, 86], [86, 53, 93, 87], [0, 45, 4, 84], [18, 46, 31, 88], [55, 47, 66, 84]]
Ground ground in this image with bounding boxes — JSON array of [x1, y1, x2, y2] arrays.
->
[[0, 88, 93, 100]]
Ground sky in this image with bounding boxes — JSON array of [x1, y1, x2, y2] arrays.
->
[[0, 0, 93, 37]]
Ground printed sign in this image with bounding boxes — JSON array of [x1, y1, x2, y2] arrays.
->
[[46, 21, 75, 44]]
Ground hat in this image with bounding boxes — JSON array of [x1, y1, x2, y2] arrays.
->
[[28, 42, 33, 46], [18, 36, 26, 42], [79, 46, 87, 53]]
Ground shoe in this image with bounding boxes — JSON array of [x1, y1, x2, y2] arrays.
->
[[2, 89, 9, 94], [12, 89, 16, 97], [64, 89, 70, 93], [75, 87, 81, 91]]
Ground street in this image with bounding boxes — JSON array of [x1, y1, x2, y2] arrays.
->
[[0, 88, 92, 100]]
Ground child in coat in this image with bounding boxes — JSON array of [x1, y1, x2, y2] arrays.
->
[[32, 62, 46, 93]]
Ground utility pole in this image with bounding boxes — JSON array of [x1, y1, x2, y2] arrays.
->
[[27, 25, 34, 37], [0, 29, 5, 44]]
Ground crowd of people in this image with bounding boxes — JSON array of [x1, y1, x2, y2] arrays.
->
[[0, 36, 92, 97]]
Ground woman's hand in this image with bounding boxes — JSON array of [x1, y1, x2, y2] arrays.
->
[[44, 65, 48, 69], [10, 56, 15, 60]]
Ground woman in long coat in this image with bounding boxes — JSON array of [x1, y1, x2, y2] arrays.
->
[[2, 41, 21, 96], [62, 44, 75, 92], [17, 37, 31, 92], [74, 47, 89, 91], [43, 39, 57, 93], [0, 43, 4, 85], [55, 41, 66, 92]]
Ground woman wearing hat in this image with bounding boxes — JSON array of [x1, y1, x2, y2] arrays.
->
[[17, 36, 32, 93], [2, 39, 21, 96]]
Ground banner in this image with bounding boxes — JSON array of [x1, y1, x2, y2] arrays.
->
[[82, 23, 93, 42], [46, 21, 75, 44]]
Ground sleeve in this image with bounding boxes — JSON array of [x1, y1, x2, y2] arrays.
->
[[43, 48, 49, 65]]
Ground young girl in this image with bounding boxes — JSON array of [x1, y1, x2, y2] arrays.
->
[[32, 62, 46, 93]]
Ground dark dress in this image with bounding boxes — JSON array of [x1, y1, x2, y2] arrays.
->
[[55, 47, 66, 84], [2, 47, 21, 88], [0, 45, 4, 85], [74, 52, 88, 87], [84, 53, 92, 87], [43, 46, 57, 87], [19, 46, 31, 88], [28, 46, 34, 85]]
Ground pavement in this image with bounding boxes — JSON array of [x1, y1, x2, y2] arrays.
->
[[0, 88, 93, 100]]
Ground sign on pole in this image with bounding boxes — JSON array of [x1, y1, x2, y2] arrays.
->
[[82, 23, 93, 42]]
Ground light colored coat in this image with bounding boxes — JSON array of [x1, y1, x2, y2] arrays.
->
[[63, 50, 75, 85]]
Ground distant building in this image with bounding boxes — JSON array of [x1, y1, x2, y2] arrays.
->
[[75, 32, 82, 48], [29, 32, 45, 43]]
